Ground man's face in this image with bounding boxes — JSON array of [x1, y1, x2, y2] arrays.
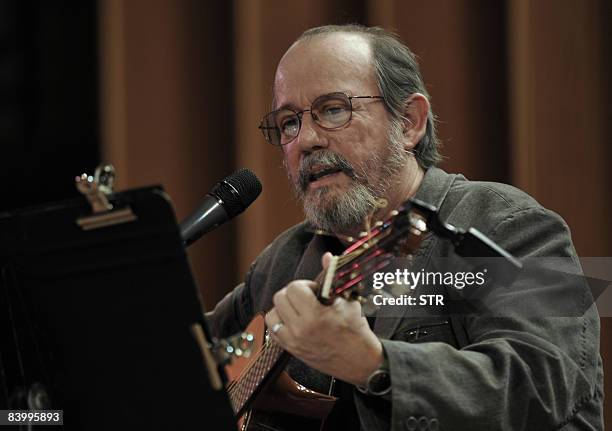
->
[[273, 33, 407, 233]]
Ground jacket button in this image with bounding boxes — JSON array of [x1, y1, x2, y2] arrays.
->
[[406, 416, 418, 430], [429, 418, 439, 430], [418, 416, 429, 430]]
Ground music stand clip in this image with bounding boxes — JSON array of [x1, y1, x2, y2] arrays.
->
[[75, 164, 137, 230]]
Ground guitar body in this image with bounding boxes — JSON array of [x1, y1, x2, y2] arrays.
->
[[227, 314, 337, 431]]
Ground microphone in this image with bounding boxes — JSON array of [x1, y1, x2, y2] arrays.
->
[[180, 168, 262, 246]]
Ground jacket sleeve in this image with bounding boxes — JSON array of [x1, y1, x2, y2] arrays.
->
[[204, 223, 310, 339], [204, 261, 258, 339], [355, 207, 603, 430]]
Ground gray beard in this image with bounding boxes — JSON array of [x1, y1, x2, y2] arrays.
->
[[289, 121, 408, 234]]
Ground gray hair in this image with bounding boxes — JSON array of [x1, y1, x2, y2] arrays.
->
[[297, 24, 441, 168]]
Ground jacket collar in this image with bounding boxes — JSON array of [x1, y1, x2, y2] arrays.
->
[[414, 166, 457, 211]]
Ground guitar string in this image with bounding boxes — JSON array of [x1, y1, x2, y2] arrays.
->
[[228, 335, 283, 403], [232, 341, 282, 406], [229, 340, 282, 410], [227, 338, 274, 394], [228, 336, 276, 385]]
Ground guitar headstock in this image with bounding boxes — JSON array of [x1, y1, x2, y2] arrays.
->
[[318, 198, 438, 304]]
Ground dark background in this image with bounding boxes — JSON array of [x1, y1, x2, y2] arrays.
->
[[0, 0, 610, 426], [0, 1, 99, 211]]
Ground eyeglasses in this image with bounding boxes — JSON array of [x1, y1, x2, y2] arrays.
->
[[258, 92, 384, 146]]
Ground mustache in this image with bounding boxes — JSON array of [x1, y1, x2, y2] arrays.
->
[[297, 151, 356, 192]]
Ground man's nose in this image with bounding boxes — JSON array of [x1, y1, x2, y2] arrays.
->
[[296, 112, 328, 152]]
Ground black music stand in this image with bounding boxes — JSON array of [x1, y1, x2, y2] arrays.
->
[[0, 185, 236, 430]]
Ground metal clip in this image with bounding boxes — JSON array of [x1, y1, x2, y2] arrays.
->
[[75, 165, 115, 214], [75, 164, 137, 230]]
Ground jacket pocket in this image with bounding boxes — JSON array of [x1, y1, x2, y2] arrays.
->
[[393, 320, 459, 346]]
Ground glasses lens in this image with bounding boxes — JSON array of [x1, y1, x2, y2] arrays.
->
[[260, 109, 300, 146], [275, 110, 300, 144], [311, 93, 352, 129], [259, 93, 354, 145]]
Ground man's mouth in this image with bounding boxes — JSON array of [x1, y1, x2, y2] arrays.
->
[[297, 152, 356, 193], [308, 165, 344, 183]]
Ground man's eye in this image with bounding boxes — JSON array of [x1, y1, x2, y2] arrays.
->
[[320, 104, 348, 117], [280, 117, 299, 135]]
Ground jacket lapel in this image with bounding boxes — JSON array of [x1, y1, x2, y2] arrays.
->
[[293, 233, 327, 280]]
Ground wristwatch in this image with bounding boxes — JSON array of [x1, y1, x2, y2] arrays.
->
[[356, 356, 391, 396]]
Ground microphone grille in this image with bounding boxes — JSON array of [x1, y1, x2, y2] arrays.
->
[[211, 168, 262, 218]]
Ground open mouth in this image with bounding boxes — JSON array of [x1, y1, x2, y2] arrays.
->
[[298, 154, 355, 192], [309, 166, 343, 183]]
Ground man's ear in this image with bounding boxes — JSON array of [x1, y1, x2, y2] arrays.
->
[[401, 93, 429, 151]]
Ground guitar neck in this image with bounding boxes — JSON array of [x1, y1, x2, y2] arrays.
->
[[227, 337, 290, 417]]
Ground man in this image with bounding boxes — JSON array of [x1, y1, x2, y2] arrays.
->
[[207, 25, 603, 430]]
